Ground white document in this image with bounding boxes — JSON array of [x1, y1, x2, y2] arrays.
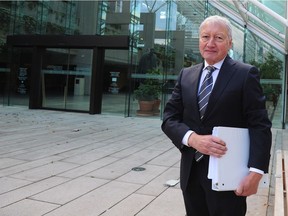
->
[[208, 126, 269, 191]]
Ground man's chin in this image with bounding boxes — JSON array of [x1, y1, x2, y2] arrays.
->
[[203, 57, 217, 65]]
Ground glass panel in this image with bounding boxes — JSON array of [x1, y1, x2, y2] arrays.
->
[[129, 1, 172, 117], [249, 1, 285, 40], [42, 48, 92, 111], [97, 0, 130, 36], [102, 49, 129, 116], [244, 30, 285, 128], [160, 1, 207, 118], [0, 66, 9, 105], [0, 42, 9, 105], [5, 47, 32, 106], [7, 1, 98, 36], [263, 83, 283, 128], [128, 0, 209, 117]]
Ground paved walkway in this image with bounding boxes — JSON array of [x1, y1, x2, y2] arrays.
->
[[0, 107, 283, 215]]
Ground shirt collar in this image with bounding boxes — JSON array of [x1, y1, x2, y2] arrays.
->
[[204, 58, 225, 71]]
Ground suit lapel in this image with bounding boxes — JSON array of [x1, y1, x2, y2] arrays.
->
[[203, 56, 236, 120], [190, 63, 203, 93], [189, 64, 203, 117]]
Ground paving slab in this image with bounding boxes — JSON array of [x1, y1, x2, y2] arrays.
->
[[0, 176, 69, 208], [0, 177, 31, 194], [99, 193, 155, 216], [44, 181, 142, 216], [31, 176, 109, 205], [136, 187, 186, 216], [0, 198, 59, 216]]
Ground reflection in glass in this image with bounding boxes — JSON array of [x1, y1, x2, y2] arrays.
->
[[42, 48, 92, 111]]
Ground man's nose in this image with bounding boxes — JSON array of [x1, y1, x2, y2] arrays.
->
[[207, 37, 216, 45]]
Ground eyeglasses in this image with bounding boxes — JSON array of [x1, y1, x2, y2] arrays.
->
[[200, 35, 227, 43]]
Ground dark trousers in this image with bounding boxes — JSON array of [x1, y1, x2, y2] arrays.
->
[[182, 156, 247, 216]]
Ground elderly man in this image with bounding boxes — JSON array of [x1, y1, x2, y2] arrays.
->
[[161, 15, 271, 216]]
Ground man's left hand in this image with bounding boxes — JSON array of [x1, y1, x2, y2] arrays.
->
[[235, 172, 263, 196]]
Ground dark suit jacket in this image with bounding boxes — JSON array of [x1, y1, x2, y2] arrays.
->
[[161, 55, 272, 191]]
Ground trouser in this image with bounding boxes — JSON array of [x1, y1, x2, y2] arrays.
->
[[182, 155, 247, 216]]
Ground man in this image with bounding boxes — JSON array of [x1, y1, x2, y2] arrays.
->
[[161, 15, 272, 216], [137, 48, 158, 74]]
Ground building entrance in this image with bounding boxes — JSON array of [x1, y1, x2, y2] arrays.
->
[[6, 35, 129, 114], [3, 47, 33, 107], [42, 48, 92, 111]]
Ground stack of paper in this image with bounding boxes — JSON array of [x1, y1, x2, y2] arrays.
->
[[208, 126, 268, 191]]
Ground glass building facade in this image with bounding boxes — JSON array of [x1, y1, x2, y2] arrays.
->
[[0, 0, 287, 128]]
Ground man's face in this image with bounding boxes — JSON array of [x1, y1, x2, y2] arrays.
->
[[199, 22, 232, 65]]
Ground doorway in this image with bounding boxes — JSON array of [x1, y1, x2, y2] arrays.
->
[[41, 48, 92, 111], [6, 35, 129, 114], [4, 47, 33, 107]]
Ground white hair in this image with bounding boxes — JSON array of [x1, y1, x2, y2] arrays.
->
[[199, 15, 233, 39]]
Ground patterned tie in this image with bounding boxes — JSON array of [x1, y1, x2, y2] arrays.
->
[[195, 66, 216, 162], [198, 66, 216, 119]]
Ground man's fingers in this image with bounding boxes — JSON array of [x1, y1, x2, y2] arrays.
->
[[235, 186, 243, 196]]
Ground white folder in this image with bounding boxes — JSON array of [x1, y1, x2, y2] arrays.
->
[[207, 126, 269, 191]]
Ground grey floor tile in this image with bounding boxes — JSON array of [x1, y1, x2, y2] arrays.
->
[[0, 156, 63, 178], [31, 176, 108, 205], [0, 158, 26, 169], [117, 164, 168, 185], [10, 161, 80, 182], [100, 193, 155, 216], [247, 194, 269, 216], [59, 156, 119, 179], [147, 147, 180, 167], [0, 198, 59, 216], [0, 176, 69, 208], [136, 167, 180, 196], [0, 177, 31, 194], [136, 187, 186, 216], [44, 181, 142, 216]]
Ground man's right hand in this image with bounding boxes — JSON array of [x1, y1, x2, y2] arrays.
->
[[188, 132, 227, 157]]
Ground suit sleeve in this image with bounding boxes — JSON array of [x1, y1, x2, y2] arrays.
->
[[243, 66, 272, 173], [161, 69, 190, 150]]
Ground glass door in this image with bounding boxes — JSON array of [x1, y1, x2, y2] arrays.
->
[[5, 47, 33, 106], [41, 48, 92, 111], [101, 49, 129, 116]]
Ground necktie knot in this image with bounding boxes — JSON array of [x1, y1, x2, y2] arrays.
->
[[206, 66, 216, 77]]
